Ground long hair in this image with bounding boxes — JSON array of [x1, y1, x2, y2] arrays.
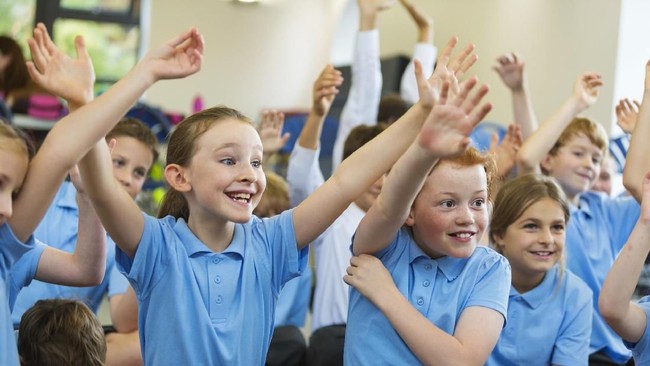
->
[[0, 36, 30, 97], [157, 106, 253, 221]]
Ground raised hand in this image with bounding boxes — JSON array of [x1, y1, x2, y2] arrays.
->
[[140, 27, 204, 81], [343, 254, 399, 305], [313, 64, 343, 117], [616, 98, 641, 134], [399, 0, 433, 42], [26, 23, 95, 108], [493, 52, 525, 92], [572, 72, 603, 110], [418, 78, 491, 158], [416, 36, 477, 109], [489, 124, 523, 177], [259, 110, 289, 156]]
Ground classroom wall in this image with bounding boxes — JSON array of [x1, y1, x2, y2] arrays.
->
[[143, 0, 635, 135]]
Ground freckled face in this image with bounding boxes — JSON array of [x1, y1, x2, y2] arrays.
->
[[406, 162, 488, 259]]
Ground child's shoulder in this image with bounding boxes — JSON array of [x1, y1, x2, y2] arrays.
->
[[470, 245, 508, 266], [560, 268, 593, 300]]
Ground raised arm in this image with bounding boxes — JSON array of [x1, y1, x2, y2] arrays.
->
[[600, 171, 650, 342], [34, 166, 106, 286], [344, 254, 504, 365], [293, 37, 479, 249], [493, 53, 537, 138], [488, 124, 523, 179], [616, 98, 641, 135], [10, 24, 203, 243], [77, 29, 204, 258], [624, 62, 650, 202], [517, 72, 602, 175], [353, 79, 491, 255], [331, 0, 391, 170], [398, 0, 437, 104]]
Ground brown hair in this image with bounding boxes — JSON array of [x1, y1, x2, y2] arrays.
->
[[377, 93, 411, 125], [18, 299, 106, 366], [106, 117, 159, 164], [489, 174, 569, 274], [0, 122, 33, 159], [253, 171, 289, 218], [0, 36, 30, 97], [157, 106, 254, 221], [548, 117, 608, 157], [342, 123, 388, 161], [435, 147, 498, 203]]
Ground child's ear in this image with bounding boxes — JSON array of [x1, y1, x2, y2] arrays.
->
[[491, 233, 504, 248], [540, 154, 554, 173], [405, 207, 416, 227], [164, 164, 191, 192]]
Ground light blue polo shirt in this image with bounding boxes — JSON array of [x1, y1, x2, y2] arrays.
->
[[274, 264, 312, 327], [625, 296, 650, 365], [7, 240, 46, 309], [116, 209, 307, 365], [566, 191, 640, 363], [487, 266, 593, 366], [345, 228, 511, 365], [10, 181, 129, 324], [1, 223, 37, 366]]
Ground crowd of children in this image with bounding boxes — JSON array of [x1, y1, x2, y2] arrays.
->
[[2, 0, 650, 365]]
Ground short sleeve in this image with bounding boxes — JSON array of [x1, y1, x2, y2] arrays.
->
[[465, 253, 511, 321]]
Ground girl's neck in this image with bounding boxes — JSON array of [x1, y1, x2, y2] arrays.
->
[[511, 270, 546, 294], [187, 214, 235, 253]]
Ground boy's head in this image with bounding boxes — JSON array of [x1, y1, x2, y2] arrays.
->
[[541, 117, 608, 200], [343, 123, 389, 212], [253, 171, 289, 218], [592, 153, 617, 196], [377, 94, 411, 125], [106, 117, 159, 199], [18, 299, 106, 366]]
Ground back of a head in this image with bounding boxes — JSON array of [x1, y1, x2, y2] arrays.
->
[[253, 171, 289, 218], [377, 94, 411, 125], [107, 117, 160, 163], [18, 299, 106, 366], [157, 106, 253, 221], [548, 117, 608, 157], [0, 36, 30, 95], [342, 123, 388, 161], [0, 122, 33, 160], [489, 174, 570, 248]]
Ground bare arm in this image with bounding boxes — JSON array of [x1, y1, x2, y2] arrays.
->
[[353, 79, 491, 255], [344, 254, 503, 365], [516, 72, 603, 175], [110, 286, 139, 333], [34, 167, 106, 286], [493, 53, 537, 138], [623, 61, 650, 201], [600, 171, 650, 342]]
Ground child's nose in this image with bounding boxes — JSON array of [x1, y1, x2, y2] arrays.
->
[[0, 193, 13, 222]]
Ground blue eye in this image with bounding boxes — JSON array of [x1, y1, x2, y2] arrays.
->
[[221, 158, 235, 166], [252, 160, 262, 168]]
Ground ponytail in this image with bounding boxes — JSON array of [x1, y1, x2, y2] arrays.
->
[[157, 188, 189, 221]]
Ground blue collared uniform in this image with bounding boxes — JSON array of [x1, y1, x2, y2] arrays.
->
[[566, 192, 640, 363], [116, 209, 307, 365], [625, 296, 650, 365], [487, 265, 593, 365], [345, 228, 511, 365], [1, 224, 36, 366]]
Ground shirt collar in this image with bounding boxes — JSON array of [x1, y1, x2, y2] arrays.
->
[[57, 181, 78, 209], [173, 218, 245, 258], [570, 192, 595, 218], [409, 240, 467, 281], [509, 265, 560, 309]]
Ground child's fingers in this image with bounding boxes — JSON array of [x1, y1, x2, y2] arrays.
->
[[448, 43, 475, 73], [438, 81, 450, 105], [468, 103, 493, 127], [456, 53, 478, 80], [462, 84, 489, 115], [437, 36, 458, 64], [27, 39, 47, 73], [74, 35, 90, 60], [166, 27, 197, 49], [453, 76, 478, 107]]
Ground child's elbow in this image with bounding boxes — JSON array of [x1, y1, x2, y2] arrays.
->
[[81, 271, 105, 286], [515, 153, 537, 174], [598, 293, 624, 325]]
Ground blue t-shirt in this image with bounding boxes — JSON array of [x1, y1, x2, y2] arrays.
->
[[274, 264, 312, 327], [566, 192, 640, 363], [625, 296, 650, 365], [487, 266, 593, 366], [345, 228, 511, 365], [116, 209, 308, 365], [1, 223, 36, 366], [10, 182, 129, 324]]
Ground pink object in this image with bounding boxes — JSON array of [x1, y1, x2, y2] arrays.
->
[[28, 94, 64, 120], [192, 95, 204, 113]]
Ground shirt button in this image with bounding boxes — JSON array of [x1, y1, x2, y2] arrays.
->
[[424, 264, 432, 271], [423, 280, 430, 287], [214, 276, 221, 284], [212, 257, 221, 264], [417, 298, 424, 306], [216, 296, 223, 304]]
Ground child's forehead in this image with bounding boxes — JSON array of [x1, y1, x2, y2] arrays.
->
[[425, 162, 488, 193], [562, 133, 605, 153]]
